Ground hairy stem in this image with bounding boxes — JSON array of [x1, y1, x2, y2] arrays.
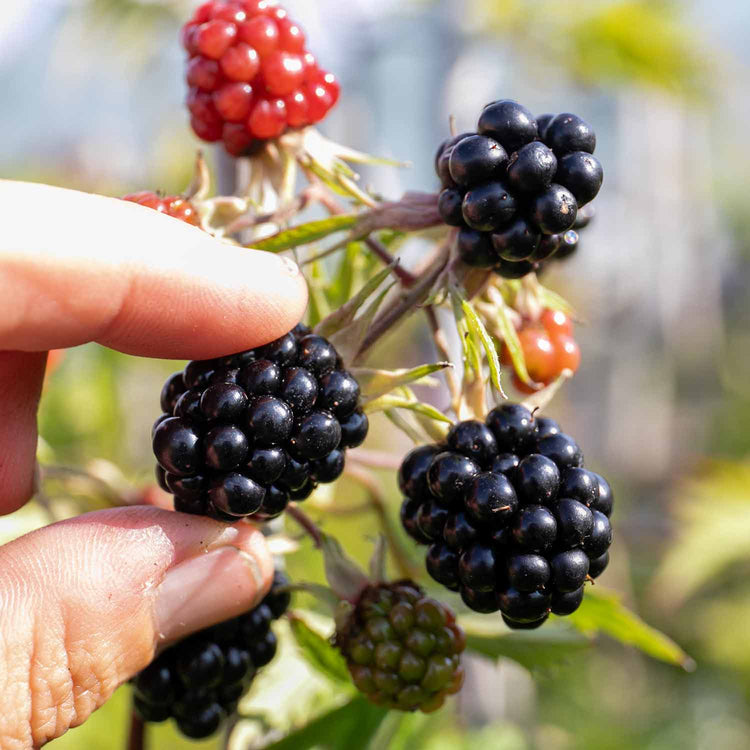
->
[[364, 236, 418, 286], [344, 463, 421, 580], [286, 503, 323, 548]]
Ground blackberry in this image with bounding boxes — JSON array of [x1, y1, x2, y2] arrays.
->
[[433, 99, 602, 277], [398, 405, 615, 628], [153, 327, 367, 520], [335, 581, 465, 712], [133, 571, 291, 739]]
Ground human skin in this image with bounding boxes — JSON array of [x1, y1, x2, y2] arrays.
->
[[0, 180, 308, 748]]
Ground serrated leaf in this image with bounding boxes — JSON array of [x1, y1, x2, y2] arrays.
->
[[355, 362, 451, 402], [364, 394, 453, 424], [461, 297, 505, 397], [536, 285, 578, 319], [321, 533, 370, 602], [567, 587, 694, 671], [496, 299, 535, 386], [249, 214, 358, 253], [462, 615, 590, 670], [315, 265, 393, 339], [288, 614, 352, 685], [261, 696, 388, 750]]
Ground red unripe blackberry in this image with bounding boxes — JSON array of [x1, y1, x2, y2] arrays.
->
[[123, 192, 201, 227], [182, 1, 339, 155]]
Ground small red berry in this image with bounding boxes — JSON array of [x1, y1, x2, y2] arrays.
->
[[186, 56, 222, 91], [541, 309, 573, 338], [517, 327, 556, 384], [187, 89, 223, 125], [122, 193, 200, 227], [196, 20, 238, 59], [512, 372, 538, 395], [276, 17, 305, 52], [238, 16, 279, 56], [306, 82, 333, 123], [220, 42, 260, 81], [193, 2, 215, 24], [123, 191, 162, 209], [213, 82, 254, 121], [284, 89, 309, 128], [212, 3, 247, 23], [242, 0, 277, 14], [222, 122, 257, 156], [302, 52, 317, 78], [181, 23, 200, 55], [552, 335, 581, 374], [248, 98, 287, 138], [191, 115, 223, 141], [262, 51, 304, 95]]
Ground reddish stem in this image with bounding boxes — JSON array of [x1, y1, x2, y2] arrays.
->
[[286, 503, 323, 548], [127, 708, 145, 750]]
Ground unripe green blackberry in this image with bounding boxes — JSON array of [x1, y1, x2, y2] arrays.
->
[[335, 581, 465, 712]]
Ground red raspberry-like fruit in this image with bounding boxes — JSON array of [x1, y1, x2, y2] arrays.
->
[[182, 0, 339, 156], [123, 192, 201, 227]]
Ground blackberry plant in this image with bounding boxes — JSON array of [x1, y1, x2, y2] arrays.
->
[[29, 3, 692, 748]]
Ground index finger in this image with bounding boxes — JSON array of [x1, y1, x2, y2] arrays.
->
[[0, 180, 308, 358]]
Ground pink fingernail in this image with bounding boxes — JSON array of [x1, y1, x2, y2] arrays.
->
[[154, 546, 266, 647]]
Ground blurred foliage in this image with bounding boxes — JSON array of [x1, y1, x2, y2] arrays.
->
[[470, 0, 711, 97]]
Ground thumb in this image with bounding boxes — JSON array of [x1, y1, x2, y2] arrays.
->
[[0, 506, 274, 749]]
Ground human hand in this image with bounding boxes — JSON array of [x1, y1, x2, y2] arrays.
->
[[0, 180, 308, 748]]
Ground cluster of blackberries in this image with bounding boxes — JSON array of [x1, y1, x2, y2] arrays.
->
[[435, 100, 603, 279], [399, 404, 613, 629], [336, 580, 465, 712], [153, 323, 368, 521], [133, 571, 290, 739]]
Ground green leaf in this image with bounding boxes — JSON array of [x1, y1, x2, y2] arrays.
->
[[288, 614, 352, 685], [496, 299, 534, 386], [261, 696, 389, 750], [315, 265, 393, 339], [567, 587, 694, 671], [461, 297, 505, 397], [355, 362, 452, 402], [364, 394, 453, 424], [649, 460, 750, 609], [250, 215, 358, 253], [462, 615, 590, 670]]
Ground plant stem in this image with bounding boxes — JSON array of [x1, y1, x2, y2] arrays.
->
[[344, 463, 421, 580], [127, 708, 145, 750], [353, 240, 451, 363], [364, 237, 418, 286], [286, 503, 323, 548]]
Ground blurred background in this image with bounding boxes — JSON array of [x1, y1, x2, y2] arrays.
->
[[3, 0, 750, 748]]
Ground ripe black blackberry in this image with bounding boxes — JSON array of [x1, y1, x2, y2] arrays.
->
[[434, 100, 603, 278], [399, 405, 614, 629], [335, 580, 465, 712], [153, 324, 368, 521], [133, 571, 291, 739]]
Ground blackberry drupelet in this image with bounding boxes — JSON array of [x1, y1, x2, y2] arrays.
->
[[153, 325, 367, 521], [335, 580, 465, 712], [133, 571, 291, 739], [433, 99, 603, 278], [399, 403, 614, 629]]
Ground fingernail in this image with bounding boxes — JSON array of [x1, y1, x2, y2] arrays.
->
[[154, 546, 266, 646], [279, 255, 301, 277]]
